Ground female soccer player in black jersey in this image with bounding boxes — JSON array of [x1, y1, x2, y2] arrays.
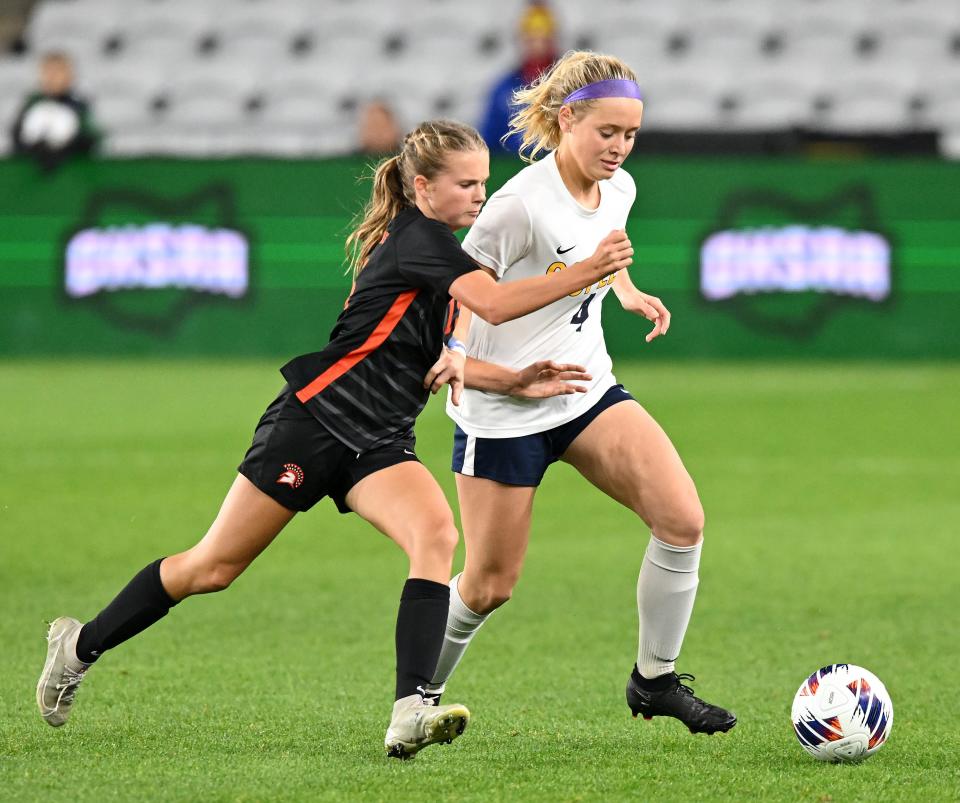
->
[[36, 119, 632, 759]]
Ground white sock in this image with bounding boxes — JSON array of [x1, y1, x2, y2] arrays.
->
[[424, 573, 489, 694], [637, 534, 702, 679]]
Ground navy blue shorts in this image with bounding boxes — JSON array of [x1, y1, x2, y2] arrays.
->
[[451, 384, 635, 487]]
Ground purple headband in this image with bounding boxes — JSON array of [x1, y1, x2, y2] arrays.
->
[[562, 78, 643, 105]]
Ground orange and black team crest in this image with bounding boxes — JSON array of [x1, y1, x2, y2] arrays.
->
[[276, 463, 304, 488]]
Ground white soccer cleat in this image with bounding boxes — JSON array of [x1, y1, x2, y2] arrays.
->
[[36, 616, 91, 727], [384, 692, 470, 759]]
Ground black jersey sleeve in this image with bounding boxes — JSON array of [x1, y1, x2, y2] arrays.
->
[[396, 217, 479, 295]]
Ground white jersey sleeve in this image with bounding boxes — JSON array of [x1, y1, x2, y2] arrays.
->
[[461, 194, 532, 278]]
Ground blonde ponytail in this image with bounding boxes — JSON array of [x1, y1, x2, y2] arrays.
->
[[345, 155, 408, 277], [507, 50, 639, 163], [345, 119, 487, 277]]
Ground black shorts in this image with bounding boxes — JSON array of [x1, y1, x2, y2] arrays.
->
[[238, 386, 419, 514]]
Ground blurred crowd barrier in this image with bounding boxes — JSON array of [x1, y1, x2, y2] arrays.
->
[[2, 155, 958, 359]]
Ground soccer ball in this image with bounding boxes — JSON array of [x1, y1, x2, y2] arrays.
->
[[791, 664, 893, 762]]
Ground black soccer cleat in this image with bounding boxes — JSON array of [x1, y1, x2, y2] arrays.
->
[[626, 668, 737, 735]]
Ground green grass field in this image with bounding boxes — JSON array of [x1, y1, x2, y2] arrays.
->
[[2, 359, 959, 802]]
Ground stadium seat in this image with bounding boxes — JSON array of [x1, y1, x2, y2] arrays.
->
[[815, 84, 916, 134], [866, 17, 957, 67], [920, 63, 960, 131], [776, 21, 860, 65], [642, 77, 728, 131], [724, 69, 818, 131], [426, 77, 489, 130], [686, 0, 778, 29], [357, 72, 437, 132], [391, 9, 503, 74], [243, 118, 358, 158], [262, 55, 356, 101], [0, 93, 24, 147], [110, 3, 214, 63], [163, 87, 250, 131], [293, 0, 403, 63], [812, 59, 922, 133], [926, 90, 960, 132], [258, 81, 354, 132], [208, 1, 310, 62], [87, 79, 161, 131], [682, 18, 768, 63], [869, 0, 960, 31], [0, 56, 35, 98], [26, 0, 119, 60], [589, 18, 672, 73], [781, 0, 874, 31]]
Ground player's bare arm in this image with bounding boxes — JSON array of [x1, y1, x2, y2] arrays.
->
[[448, 230, 632, 325], [423, 348, 591, 404], [424, 295, 591, 402], [466, 358, 592, 398], [423, 346, 467, 405], [612, 267, 671, 342]]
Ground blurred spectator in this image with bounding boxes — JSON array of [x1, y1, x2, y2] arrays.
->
[[10, 52, 99, 172], [357, 99, 402, 155], [479, 1, 558, 154]]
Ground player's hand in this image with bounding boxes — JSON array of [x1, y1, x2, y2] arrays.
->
[[511, 361, 592, 399], [581, 230, 633, 280], [423, 347, 467, 405], [626, 290, 671, 342]]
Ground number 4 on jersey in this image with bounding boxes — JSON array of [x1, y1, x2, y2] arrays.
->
[[570, 294, 595, 332]]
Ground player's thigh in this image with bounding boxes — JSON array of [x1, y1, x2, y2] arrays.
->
[[456, 473, 536, 581], [162, 473, 296, 598], [347, 460, 458, 557], [561, 400, 704, 541]]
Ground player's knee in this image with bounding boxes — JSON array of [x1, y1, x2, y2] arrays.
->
[[470, 576, 516, 614], [475, 588, 512, 614], [655, 504, 705, 547], [193, 561, 243, 594], [410, 513, 459, 559]]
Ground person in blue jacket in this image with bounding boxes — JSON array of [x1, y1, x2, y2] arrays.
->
[[479, 2, 558, 154]]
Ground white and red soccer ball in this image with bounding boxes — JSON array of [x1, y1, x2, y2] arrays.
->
[[791, 664, 893, 762]]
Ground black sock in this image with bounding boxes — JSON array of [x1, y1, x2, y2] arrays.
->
[[632, 664, 677, 691], [394, 578, 450, 701], [75, 558, 178, 663]]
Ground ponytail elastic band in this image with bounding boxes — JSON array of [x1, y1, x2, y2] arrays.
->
[[563, 78, 643, 105]]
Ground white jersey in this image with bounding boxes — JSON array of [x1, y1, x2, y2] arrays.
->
[[447, 150, 636, 438]]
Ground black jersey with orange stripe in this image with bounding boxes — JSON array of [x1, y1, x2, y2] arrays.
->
[[281, 207, 478, 452]]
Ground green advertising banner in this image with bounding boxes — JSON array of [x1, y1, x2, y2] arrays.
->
[[1, 155, 958, 358]]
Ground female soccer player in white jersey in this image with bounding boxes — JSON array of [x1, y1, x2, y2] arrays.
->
[[34, 119, 625, 760], [425, 53, 737, 735]]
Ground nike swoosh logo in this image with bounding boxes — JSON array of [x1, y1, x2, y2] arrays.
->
[[556, 245, 576, 254], [403, 449, 416, 456]]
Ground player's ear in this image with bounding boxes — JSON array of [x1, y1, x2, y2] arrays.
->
[[413, 174, 430, 197], [558, 105, 574, 135]]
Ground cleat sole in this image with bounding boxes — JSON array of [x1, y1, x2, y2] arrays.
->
[[386, 744, 415, 761], [687, 718, 737, 735]]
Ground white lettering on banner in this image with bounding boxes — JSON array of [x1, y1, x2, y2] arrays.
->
[[700, 226, 890, 302], [65, 223, 249, 298]]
